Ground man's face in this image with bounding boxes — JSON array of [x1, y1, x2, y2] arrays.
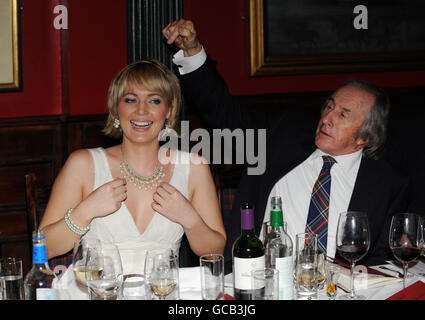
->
[[315, 85, 375, 156]]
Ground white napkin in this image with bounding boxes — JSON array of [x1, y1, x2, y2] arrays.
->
[[178, 267, 202, 300], [337, 265, 402, 292], [51, 264, 89, 300]]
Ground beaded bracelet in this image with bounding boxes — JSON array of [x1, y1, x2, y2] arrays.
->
[[64, 208, 90, 235]]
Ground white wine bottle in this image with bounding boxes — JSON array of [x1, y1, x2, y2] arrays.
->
[[232, 203, 265, 300], [24, 230, 57, 300], [265, 196, 293, 300]]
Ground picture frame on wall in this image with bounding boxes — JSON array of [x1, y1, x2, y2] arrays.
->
[[249, 0, 425, 77], [0, 0, 21, 92]]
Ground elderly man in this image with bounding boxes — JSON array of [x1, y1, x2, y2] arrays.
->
[[163, 20, 410, 273]]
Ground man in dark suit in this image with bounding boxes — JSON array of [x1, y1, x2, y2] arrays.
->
[[163, 20, 410, 274]]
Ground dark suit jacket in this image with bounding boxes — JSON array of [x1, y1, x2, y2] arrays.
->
[[178, 57, 410, 274]]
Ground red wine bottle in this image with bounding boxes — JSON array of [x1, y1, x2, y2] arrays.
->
[[232, 203, 265, 300]]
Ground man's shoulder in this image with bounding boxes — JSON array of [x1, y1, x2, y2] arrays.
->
[[360, 156, 409, 183]]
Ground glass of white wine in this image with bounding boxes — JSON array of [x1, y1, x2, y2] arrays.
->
[[144, 249, 179, 300], [72, 238, 101, 289]]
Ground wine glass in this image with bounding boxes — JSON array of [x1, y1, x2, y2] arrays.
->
[[85, 243, 123, 300], [144, 249, 179, 300], [72, 238, 101, 289], [389, 213, 422, 289], [336, 211, 370, 300], [421, 216, 425, 257]]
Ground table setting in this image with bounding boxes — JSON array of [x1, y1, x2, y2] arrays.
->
[[1, 211, 424, 301]]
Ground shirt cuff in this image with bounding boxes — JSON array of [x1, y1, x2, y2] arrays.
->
[[172, 47, 207, 75]]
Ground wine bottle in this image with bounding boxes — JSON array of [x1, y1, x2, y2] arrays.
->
[[265, 196, 293, 300], [24, 230, 57, 300], [232, 203, 265, 300]]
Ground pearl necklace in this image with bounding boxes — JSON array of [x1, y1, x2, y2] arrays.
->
[[120, 146, 165, 190]]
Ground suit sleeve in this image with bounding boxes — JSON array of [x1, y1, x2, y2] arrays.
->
[[178, 56, 270, 131], [365, 176, 411, 266]]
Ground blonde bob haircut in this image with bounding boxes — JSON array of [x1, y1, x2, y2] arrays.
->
[[103, 59, 181, 138]]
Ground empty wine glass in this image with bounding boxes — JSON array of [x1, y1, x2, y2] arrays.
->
[[389, 213, 422, 289], [72, 238, 101, 289], [336, 211, 370, 300], [144, 249, 179, 300], [85, 243, 123, 300]]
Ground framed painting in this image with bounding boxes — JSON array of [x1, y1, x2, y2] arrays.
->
[[250, 0, 425, 76], [0, 0, 21, 91]]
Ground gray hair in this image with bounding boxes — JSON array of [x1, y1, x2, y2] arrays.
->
[[337, 79, 390, 159]]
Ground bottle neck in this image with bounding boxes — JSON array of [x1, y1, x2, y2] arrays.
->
[[32, 231, 48, 265], [270, 210, 283, 228], [241, 208, 255, 232]]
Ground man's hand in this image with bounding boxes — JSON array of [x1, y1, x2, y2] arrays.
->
[[162, 19, 202, 57]]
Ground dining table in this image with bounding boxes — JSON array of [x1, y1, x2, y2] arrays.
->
[[52, 260, 425, 300]]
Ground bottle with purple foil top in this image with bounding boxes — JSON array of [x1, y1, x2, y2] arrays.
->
[[232, 203, 265, 300]]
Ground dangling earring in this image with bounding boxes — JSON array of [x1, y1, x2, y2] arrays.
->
[[113, 117, 120, 129]]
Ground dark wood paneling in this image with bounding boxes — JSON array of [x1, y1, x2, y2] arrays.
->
[[0, 114, 118, 273]]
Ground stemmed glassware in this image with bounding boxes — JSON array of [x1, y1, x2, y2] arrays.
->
[[421, 216, 425, 257], [85, 242, 123, 300], [144, 249, 179, 300], [72, 238, 101, 288], [336, 211, 370, 300], [389, 213, 422, 289]]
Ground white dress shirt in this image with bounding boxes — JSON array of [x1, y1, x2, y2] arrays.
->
[[261, 149, 363, 258], [173, 47, 207, 74], [171, 48, 364, 258]]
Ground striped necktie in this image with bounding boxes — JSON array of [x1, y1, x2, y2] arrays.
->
[[305, 155, 337, 254]]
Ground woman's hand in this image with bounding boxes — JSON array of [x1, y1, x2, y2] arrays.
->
[[77, 178, 127, 221], [152, 182, 199, 229]]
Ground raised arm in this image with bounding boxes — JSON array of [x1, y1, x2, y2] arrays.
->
[[162, 19, 269, 131]]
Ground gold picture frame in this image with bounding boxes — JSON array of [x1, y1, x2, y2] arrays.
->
[[0, 0, 21, 91], [249, 0, 425, 77]]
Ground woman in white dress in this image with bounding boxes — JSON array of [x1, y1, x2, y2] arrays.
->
[[39, 59, 226, 272]]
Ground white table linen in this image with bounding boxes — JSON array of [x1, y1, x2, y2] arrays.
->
[[51, 263, 425, 300]]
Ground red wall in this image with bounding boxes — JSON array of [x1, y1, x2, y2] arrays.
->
[[0, 0, 127, 119], [0, 0, 62, 118], [67, 0, 127, 115], [0, 0, 423, 119], [184, 0, 425, 95]]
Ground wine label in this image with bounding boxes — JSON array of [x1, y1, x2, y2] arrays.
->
[[36, 288, 57, 300], [234, 256, 265, 290], [275, 256, 293, 300]]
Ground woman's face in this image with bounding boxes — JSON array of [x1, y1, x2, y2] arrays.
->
[[118, 82, 171, 145]]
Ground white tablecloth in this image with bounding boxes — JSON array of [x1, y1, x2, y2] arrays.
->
[[53, 264, 425, 300]]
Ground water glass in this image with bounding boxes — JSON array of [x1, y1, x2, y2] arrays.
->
[[119, 246, 148, 300], [122, 274, 146, 300], [85, 243, 123, 300], [294, 233, 318, 300], [317, 252, 326, 290], [0, 257, 24, 300], [200, 254, 224, 300], [251, 268, 279, 300]]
